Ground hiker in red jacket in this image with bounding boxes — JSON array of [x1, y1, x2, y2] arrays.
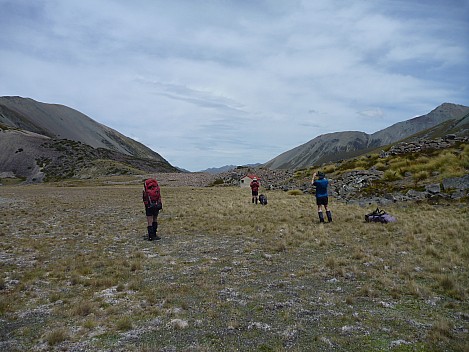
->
[[250, 177, 260, 204], [143, 178, 162, 241]]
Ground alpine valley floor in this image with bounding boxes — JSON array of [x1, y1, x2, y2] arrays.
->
[[0, 182, 468, 351]]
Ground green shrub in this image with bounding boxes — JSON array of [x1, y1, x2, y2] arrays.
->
[[211, 178, 224, 186]]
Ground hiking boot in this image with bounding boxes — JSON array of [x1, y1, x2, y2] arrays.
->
[[318, 212, 325, 223], [152, 222, 161, 241], [326, 210, 332, 222], [147, 226, 154, 241]]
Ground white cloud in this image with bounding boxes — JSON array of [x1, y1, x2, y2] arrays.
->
[[357, 108, 385, 120], [0, 0, 468, 170]]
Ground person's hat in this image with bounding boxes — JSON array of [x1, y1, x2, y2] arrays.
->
[[318, 171, 325, 178]]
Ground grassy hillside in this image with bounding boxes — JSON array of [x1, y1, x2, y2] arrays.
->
[[1, 183, 468, 351]]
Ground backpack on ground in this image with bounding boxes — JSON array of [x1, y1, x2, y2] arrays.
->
[[365, 208, 396, 223], [259, 194, 268, 205], [144, 178, 162, 210]]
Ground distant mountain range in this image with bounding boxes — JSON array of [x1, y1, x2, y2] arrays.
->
[[0, 96, 178, 182], [198, 163, 262, 174], [2, 96, 468, 183], [199, 165, 237, 174], [264, 103, 469, 170]]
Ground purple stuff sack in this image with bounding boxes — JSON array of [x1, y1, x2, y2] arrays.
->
[[365, 208, 396, 223]]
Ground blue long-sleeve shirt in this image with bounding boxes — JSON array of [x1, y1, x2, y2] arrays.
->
[[313, 178, 329, 198]]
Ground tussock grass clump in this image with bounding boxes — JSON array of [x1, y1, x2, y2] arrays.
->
[[83, 319, 97, 329], [72, 300, 96, 317], [413, 170, 429, 184], [115, 316, 133, 331], [427, 318, 454, 342], [383, 169, 403, 181], [45, 328, 69, 346], [374, 161, 387, 171], [322, 164, 336, 174]]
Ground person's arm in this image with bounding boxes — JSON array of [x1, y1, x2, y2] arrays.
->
[[311, 172, 317, 184]]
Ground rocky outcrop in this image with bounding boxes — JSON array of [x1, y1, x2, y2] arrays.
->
[[216, 167, 295, 188], [331, 170, 383, 200], [332, 173, 468, 205], [442, 175, 469, 191], [380, 135, 468, 157], [209, 164, 468, 205]]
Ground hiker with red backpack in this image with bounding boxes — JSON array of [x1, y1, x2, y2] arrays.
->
[[250, 177, 260, 204], [312, 171, 332, 223], [143, 178, 162, 241]]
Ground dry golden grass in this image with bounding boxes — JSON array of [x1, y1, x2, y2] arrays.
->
[[0, 182, 468, 351]]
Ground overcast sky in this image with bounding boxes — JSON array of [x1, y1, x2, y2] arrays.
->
[[1, 0, 468, 171]]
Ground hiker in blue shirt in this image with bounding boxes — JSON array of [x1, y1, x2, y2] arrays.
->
[[312, 171, 332, 223]]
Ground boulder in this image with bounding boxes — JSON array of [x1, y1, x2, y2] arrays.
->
[[406, 189, 426, 200], [425, 183, 441, 194], [442, 175, 469, 191]]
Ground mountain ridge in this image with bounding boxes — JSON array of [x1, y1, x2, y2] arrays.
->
[[0, 96, 168, 162], [0, 96, 178, 182], [264, 103, 469, 169]]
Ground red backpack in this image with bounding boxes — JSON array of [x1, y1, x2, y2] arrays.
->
[[250, 180, 259, 191], [144, 178, 161, 206]]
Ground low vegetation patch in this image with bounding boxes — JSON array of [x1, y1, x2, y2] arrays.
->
[[287, 189, 303, 196], [0, 182, 468, 351]]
